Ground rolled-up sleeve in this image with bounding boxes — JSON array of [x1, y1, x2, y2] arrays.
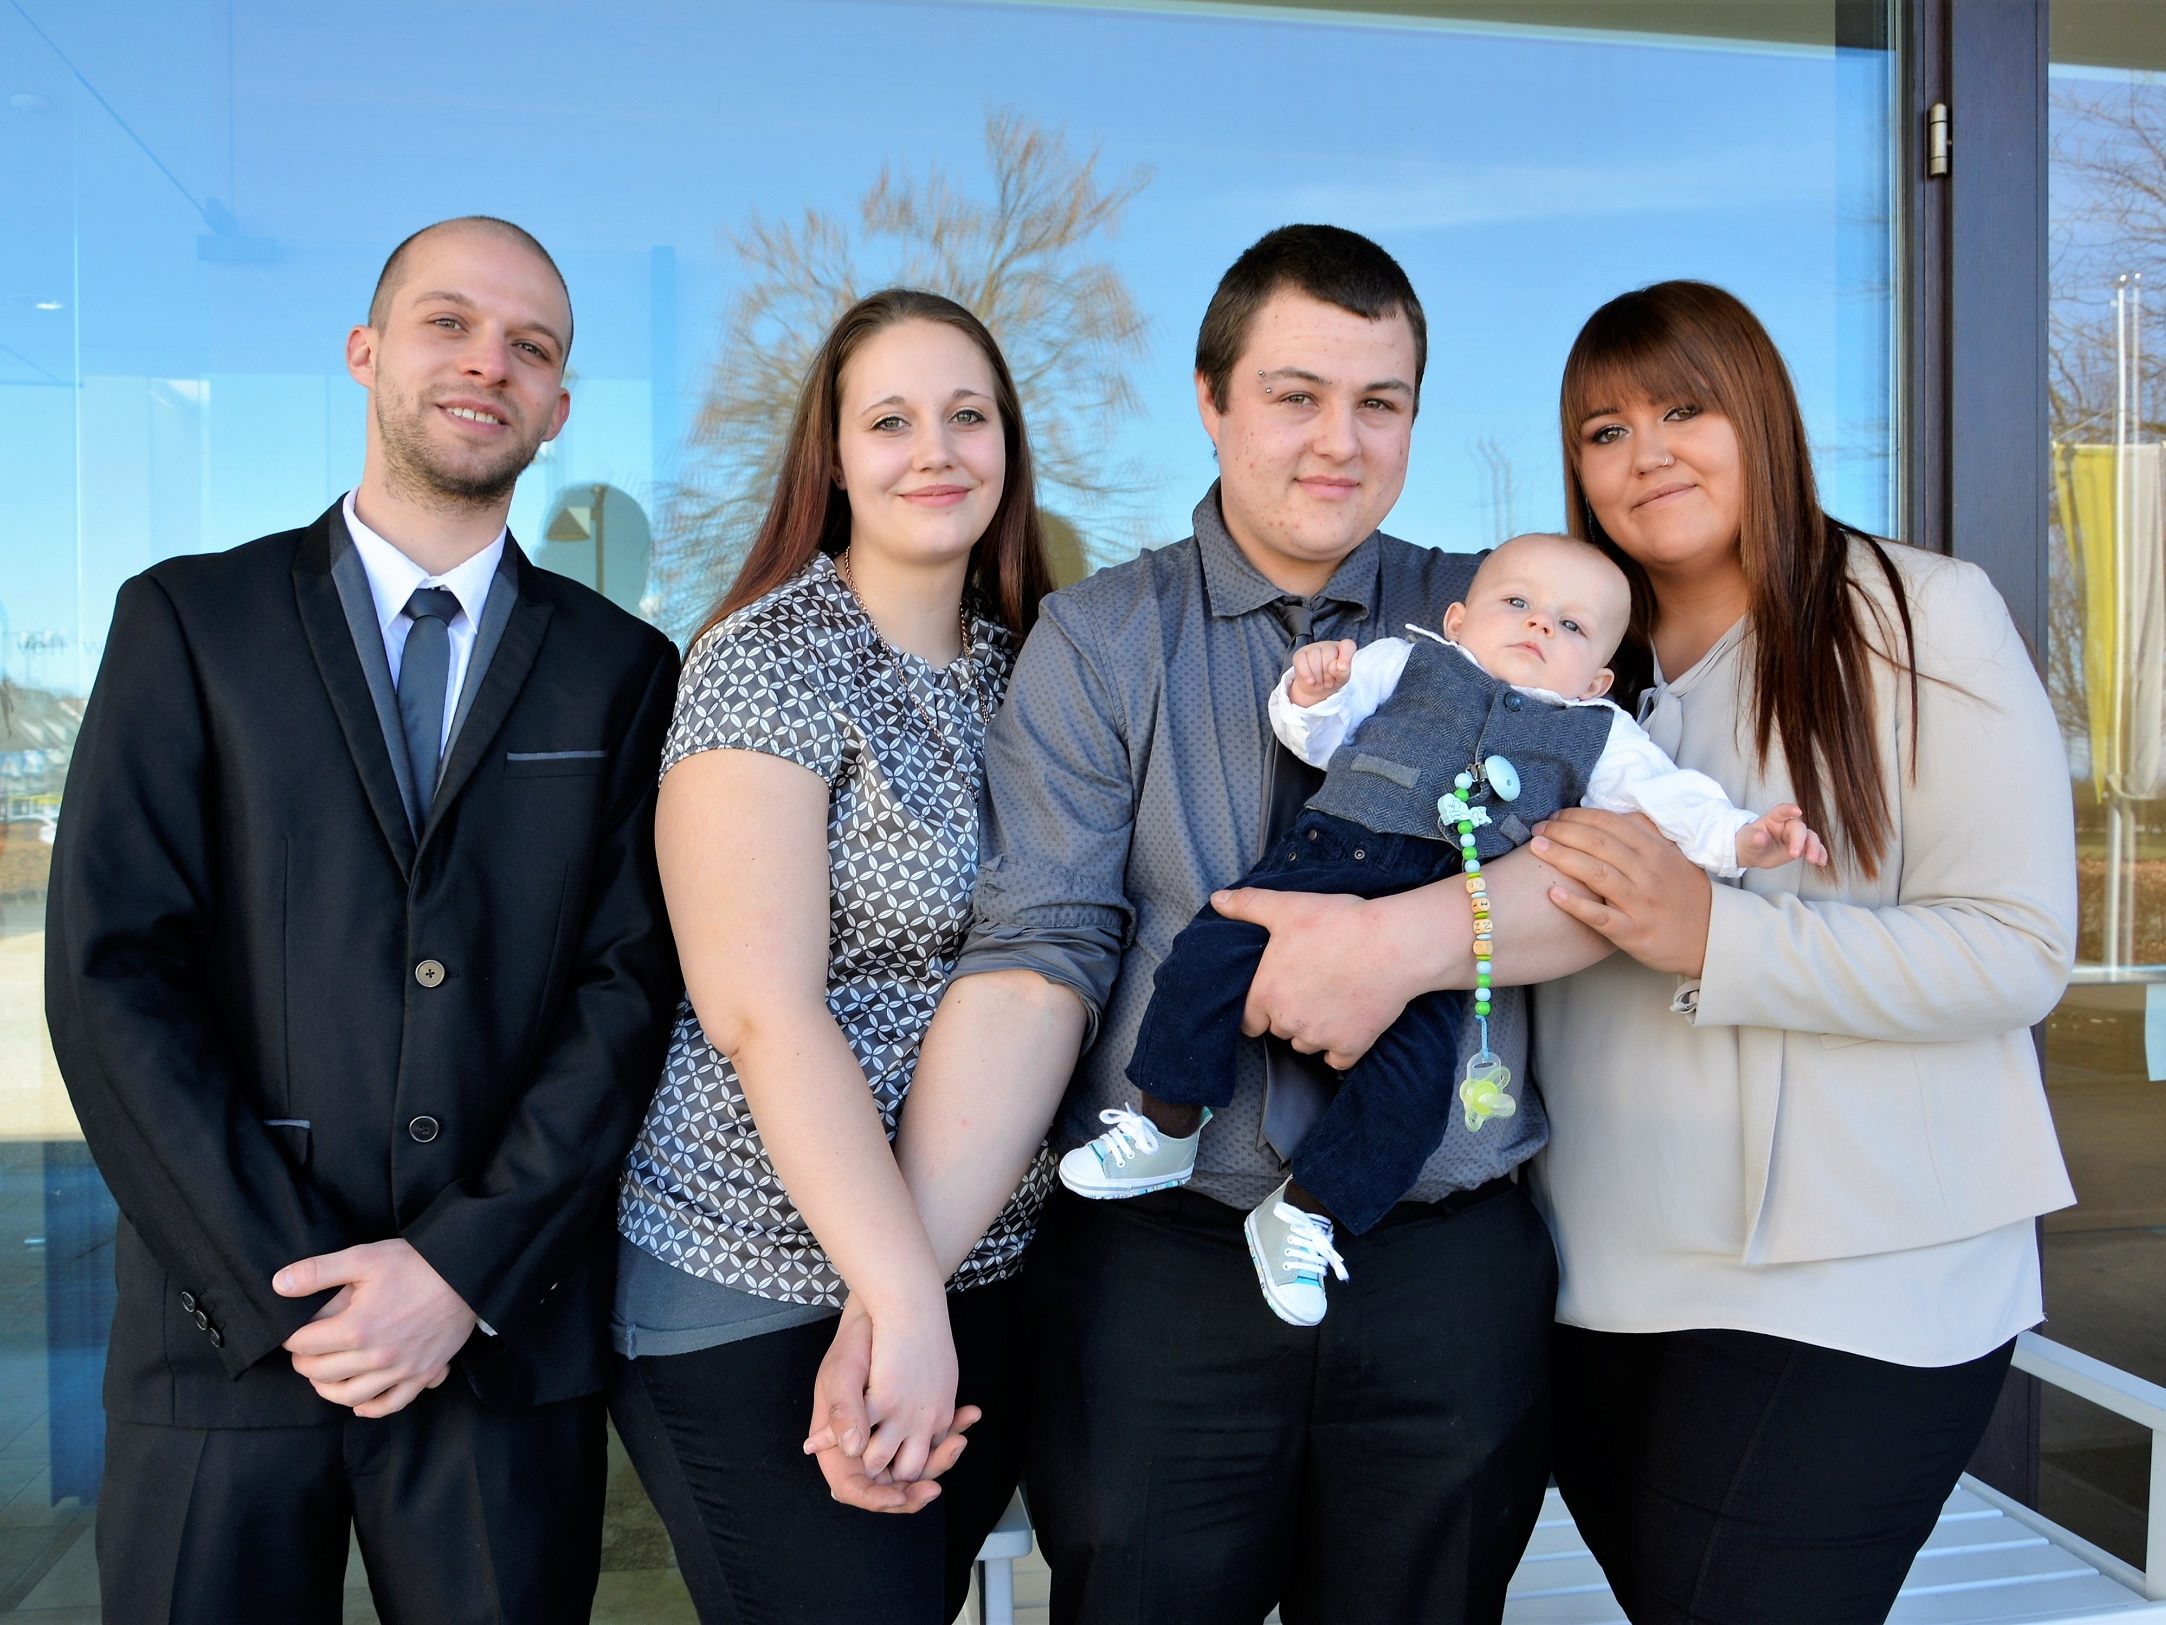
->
[[957, 600, 1135, 1042]]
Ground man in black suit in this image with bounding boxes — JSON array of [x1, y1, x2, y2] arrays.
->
[[45, 216, 681, 1623]]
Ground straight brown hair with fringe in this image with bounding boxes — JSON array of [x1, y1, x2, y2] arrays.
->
[[694, 289, 1053, 646], [1560, 280, 1920, 880]]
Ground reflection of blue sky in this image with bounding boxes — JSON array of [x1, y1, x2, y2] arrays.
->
[[3, 0, 1892, 689]]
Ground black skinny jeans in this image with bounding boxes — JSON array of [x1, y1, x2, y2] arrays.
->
[[609, 1281, 1024, 1625], [1553, 1323, 2017, 1625]]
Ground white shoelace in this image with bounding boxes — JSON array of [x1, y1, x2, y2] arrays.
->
[[1273, 1204, 1349, 1284], [1089, 1106, 1162, 1169]]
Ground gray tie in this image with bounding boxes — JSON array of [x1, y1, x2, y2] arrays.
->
[[1260, 594, 1340, 1162], [398, 586, 460, 823]]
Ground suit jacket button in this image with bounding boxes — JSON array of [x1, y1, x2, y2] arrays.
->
[[408, 1115, 441, 1143], [207, 1328, 223, 1349], [193, 1310, 209, 1330], [179, 1291, 197, 1313], [1502, 691, 1524, 711], [414, 959, 446, 988]]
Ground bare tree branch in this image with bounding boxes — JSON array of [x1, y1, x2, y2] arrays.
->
[[649, 110, 1155, 636]]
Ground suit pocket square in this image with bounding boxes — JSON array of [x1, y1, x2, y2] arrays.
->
[[504, 749, 608, 778]]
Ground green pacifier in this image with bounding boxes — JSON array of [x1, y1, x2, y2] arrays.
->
[[1458, 1055, 1518, 1133]]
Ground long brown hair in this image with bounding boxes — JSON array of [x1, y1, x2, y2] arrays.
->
[[1560, 280, 1919, 879], [695, 288, 1053, 644]]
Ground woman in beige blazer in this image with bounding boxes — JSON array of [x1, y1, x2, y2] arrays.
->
[[1529, 281, 2076, 1625]]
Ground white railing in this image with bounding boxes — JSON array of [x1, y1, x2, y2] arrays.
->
[[1989, 1332, 2166, 1602]]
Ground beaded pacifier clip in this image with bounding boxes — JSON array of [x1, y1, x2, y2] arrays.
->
[[1440, 769, 1516, 1133]]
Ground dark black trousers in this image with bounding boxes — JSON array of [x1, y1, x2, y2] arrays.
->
[[608, 1281, 1025, 1625], [1023, 1180, 1555, 1624], [1127, 811, 1466, 1233], [1553, 1324, 2018, 1625], [99, 1384, 606, 1625]]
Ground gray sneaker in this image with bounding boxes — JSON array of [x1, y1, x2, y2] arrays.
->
[[1242, 1180, 1348, 1326], [1058, 1105, 1207, 1198]]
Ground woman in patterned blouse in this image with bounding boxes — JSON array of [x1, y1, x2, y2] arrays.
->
[[609, 289, 1054, 1622]]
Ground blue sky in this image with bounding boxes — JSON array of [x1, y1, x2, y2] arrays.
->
[[3, 0, 1893, 687]]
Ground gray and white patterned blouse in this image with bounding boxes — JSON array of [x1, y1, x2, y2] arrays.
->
[[618, 555, 1053, 1306]]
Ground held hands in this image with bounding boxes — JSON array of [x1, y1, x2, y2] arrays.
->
[[1532, 808, 1713, 978], [274, 1238, 478, 1419], [1735, 803, 1829, 870], [1287, 639, 1358, 708], [802, 1295, 977, 1514]]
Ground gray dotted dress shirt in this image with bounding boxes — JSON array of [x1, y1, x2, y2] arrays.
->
[[955, 485, 1543, 1213]]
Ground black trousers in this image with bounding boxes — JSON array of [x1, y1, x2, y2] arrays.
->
[[1023, 1180, 1555, 1624], [1552, 1324, 2018, 1625], [1127, 810, 1467, 1234], [99, 1384, 606, 1625], [608, 1281, 1025, 1625]]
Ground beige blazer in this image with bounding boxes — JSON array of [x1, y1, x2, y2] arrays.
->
[[1660, 539, 2076, 1265]]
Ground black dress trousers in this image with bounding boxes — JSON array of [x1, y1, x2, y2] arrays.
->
[[99, 1378, 606, 1624]]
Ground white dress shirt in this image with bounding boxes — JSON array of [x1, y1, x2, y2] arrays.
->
[[1266, 626, 1761, 874], [342, 491, 505, 756]]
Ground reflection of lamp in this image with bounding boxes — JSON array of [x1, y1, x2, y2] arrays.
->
[[546, 484, 609, 599], [539, 484, 652, 617]]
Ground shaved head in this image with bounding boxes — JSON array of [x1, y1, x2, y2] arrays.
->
[[368, 216, 572, 352]]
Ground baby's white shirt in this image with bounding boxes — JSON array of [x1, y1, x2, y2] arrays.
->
[[1266, 627, 1761, 876]]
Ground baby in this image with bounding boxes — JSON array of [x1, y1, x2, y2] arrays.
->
[[1059, 532, 1824, 1326]]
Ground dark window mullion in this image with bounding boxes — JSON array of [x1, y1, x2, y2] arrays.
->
[[1946, 0, 2052, 653], [1911, 0, 2051, 1508]]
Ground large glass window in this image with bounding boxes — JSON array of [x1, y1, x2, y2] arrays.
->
[[0, 0, 1894, 1614], [2040, 0, 2166, 1573]]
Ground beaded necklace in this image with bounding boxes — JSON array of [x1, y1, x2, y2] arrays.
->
[[833, 550, 992, 771], [1438, 772, 1516, 1132]]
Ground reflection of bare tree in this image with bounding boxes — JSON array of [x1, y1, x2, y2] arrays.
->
[[1830, 190, 1895, 522], [2050, 78, 2166, 966], [2047, 79, 2166, 751], [1470, 438, 1519, 548], [650, 110, 1153, 635]]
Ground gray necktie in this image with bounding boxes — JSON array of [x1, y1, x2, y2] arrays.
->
[[1260, 594, 1339, 1162], [398, 586, 460, 824]]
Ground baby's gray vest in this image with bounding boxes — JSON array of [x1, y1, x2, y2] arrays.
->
[[1306, 637, 1616, 859]]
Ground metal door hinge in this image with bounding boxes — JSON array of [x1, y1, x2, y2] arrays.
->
[[1927, 103, 1951, 177]]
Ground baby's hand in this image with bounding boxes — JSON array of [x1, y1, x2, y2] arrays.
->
[[1288, 639, 1358, 707], [1736, 804, 1829, 869]]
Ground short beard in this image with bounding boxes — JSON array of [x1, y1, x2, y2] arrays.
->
[[374, 384, 544, 512]]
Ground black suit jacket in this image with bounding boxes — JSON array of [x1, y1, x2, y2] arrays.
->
[[45, 503, 681, 1428]]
